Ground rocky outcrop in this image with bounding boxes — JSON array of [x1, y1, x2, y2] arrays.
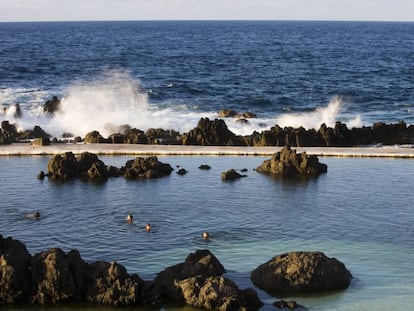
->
[[144, 249, 262, 311], [86, 261, 143, 306], [46, 153, 172, 182], [221, 169, 246, 181], [0, 234, 32, 303], [176, 276, 263, 311], [84, 131, 108, 144], [250, 251, 352, 296], [47, 152, 111, 181], [30, 248, 89, 304], [122, 156, 173, 179], [43, 96, 61, 114], [181, 118, 246, 146], [218, 109, 257, 119], [145, 128, 180, 145], [256, 146, 327, 177]]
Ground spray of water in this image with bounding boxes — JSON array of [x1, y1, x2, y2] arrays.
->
[[1, 71, 363, 138], [275, 96, 362, 130], [43, 70, 215, 138]]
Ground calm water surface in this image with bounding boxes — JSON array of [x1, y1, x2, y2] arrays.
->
[[0, 155, 414, 311]]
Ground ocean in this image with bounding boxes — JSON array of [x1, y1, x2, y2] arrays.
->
[[0, 21, 413, 137], [1, 21, 414, 311]]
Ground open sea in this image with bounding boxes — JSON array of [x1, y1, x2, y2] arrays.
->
[[1, 21, 414, 311]]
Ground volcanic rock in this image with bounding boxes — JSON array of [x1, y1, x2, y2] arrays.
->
[[122, 156, 173, 179], [30, 248, 89, 304], [86, 261, 143, 306], [221, 169, 246, 181], [250, 251, 352, 296], [181, 118, 245, 146], [43, 96, 61, 114], [256, 146, 327, 177], [0, 234, 32, 303]]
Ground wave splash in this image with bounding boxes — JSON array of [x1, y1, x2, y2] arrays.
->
[[275, 96, 362, 130], [1, 71, 363, 138], [46, 70, 216, 138]]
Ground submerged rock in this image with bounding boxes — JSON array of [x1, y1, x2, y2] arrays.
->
[[250, 251, 352, 296], [221, 169, 246, 181], [256, 146, 327, 177]]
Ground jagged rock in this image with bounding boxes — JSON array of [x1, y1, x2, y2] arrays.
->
[[123, 128, 148, 144], [250, 251, 352, 296], [145, 249, 226, 303], [43, 96, 61, 114], [0, 234, 32, 303], [108, 133, 126, 144], [199, 164, 211, 170], [0, 121, 18, 144], [86, 261, 143, 306], [122, 156, 173, 179], [176, 168, 188, 175], [181, 118, 245, 146], [19, 125, 51, 141], [237, 111, 257, 119], [218, 109, 238, 118], [177, 276, 263, 311], [47, 152, 110, 180], [146, 128, 180, 144], [256, 146, 327, 177], [84, 131, 107, 144], [37, 171, 45, 180], [221, 169, 246, 181], [30, 248, 89, 304]]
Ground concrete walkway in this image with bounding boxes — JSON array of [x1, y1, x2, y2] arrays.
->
[[1, 143, 414, 158]]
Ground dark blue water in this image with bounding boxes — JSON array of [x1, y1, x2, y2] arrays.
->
[[1, 21, 414, 136]]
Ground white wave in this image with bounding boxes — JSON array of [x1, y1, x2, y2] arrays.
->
[[275, 96, 362, 130], [1, 72, 363, 138]]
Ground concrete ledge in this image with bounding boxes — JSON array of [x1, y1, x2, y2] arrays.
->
[[1, 143, 414, 158]]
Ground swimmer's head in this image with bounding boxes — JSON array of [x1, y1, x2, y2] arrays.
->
[[127, 214, 133, 223], [146, 223, 151, 232], [34, 212, 41, 219], [202, 232, 209, 240]]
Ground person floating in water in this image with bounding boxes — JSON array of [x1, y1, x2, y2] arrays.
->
[[202, 231, 210, 240], [127, 214, 133, 224], [146, 223, 151, 232], [26, 212, 41, 219]]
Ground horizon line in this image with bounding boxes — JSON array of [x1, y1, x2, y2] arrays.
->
[[1, 18, 414, 24]]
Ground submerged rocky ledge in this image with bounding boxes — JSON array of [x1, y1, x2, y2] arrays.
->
[[0, 234, 352, 310]]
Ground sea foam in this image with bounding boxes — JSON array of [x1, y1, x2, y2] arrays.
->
[[1, 71, 363, 138]]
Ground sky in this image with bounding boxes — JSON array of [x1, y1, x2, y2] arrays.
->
[[0, 0, 413, 22]]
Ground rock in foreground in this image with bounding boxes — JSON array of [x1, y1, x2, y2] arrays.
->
[[250, 251, 352, 296], [1, 235, 262, 310], [145, 249, 262, 311], [256, 146, 327, 177]]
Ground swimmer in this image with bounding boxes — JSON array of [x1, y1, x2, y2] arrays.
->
[[146, 223, 151, 232], [26, 212, 41, 219], [202, 231, 210, 240], [127, 214, 133, 224]]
